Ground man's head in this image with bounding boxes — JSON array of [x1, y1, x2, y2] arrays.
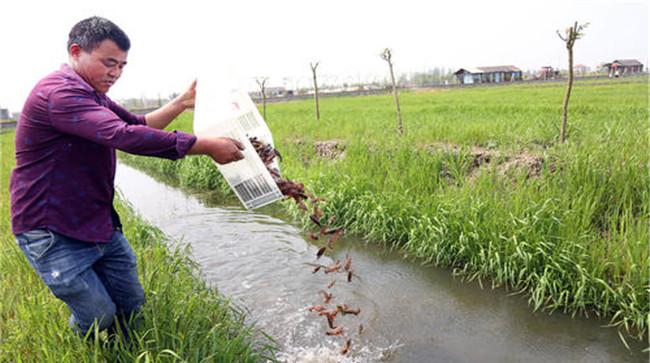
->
[[67, 17, 130, 93]]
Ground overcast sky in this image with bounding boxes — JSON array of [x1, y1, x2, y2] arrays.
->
[[0, 0, 647, 112]]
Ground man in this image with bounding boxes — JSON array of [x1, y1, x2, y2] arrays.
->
[[10, 16, 244, 338]]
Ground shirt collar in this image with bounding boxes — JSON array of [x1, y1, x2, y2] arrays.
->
[[59, 63, 96, 94]]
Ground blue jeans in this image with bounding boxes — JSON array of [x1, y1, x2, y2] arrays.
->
[[15, 229, 145, 337]]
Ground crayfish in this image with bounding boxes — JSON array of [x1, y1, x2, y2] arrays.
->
[[250, 136, 361, 356]]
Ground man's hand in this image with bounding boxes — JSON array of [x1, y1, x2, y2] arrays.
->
[[175, 79, 197, 109], [145, 80, 196, 130], [188, 136, 245, 164]]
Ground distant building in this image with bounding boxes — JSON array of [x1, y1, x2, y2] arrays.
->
[[453, 65, 523, 85], [539, 66, 560, 80], [249, 86, 291, 99], [601, 59, 644, 77], [573, 64, 590, 75], [0, 108, 9, 120]]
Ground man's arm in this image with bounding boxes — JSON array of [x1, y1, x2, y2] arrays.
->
[[51, 84, 244, 165], [145, 80, 196, 130], [50, 86, 195, 160]]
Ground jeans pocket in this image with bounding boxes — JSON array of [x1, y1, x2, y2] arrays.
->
[[19, 229, 56, 261]]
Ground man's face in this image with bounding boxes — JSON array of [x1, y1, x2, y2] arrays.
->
[[69, 39, 128, 93]]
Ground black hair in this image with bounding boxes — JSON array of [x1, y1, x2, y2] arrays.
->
[[67, 16, 130, 53]]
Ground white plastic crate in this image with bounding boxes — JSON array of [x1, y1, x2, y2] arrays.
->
[[193, 83, 282, 209]]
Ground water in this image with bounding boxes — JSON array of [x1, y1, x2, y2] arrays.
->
[[115, 163, 646, 363]]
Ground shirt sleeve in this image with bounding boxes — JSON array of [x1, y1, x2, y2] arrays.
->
[[105, 97, 147, 126], [48, 86, 196, 160]]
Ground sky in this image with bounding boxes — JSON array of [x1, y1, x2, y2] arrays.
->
[[0, 0, 647, 112]]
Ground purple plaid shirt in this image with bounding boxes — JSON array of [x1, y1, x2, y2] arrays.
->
[[10, 64, 196, 242]]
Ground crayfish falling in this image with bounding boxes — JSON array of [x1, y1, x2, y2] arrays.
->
[[249, 136, 363, 356]]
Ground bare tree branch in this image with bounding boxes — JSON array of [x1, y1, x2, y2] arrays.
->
[[255, 77, 269, 120], [557, 21, 588, 143], [380, 48, 404, 136]]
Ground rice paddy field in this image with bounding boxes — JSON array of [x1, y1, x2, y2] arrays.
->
[[120, 76, 649, 345]]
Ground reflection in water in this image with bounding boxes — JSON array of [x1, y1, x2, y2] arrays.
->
[[116, 163, 645, 363]]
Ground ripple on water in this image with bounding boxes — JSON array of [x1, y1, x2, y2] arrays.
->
[[275, 341, 404, 363]]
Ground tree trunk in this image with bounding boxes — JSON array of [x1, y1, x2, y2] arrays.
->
[[255, 78, 268, 120], [388, 59, 404, 135], [262, 89, 267, 120], [560, 46, 574, 143], [311, 65, 320, 121]]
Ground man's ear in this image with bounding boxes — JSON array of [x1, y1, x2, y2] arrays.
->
[[69, 43, 82, 58]]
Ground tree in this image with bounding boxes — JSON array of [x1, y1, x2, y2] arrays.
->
[[557, 22, 588, 143], [380, 48, 403, 136], [255, 77, 269, 120], [310, 61, 320, 121]]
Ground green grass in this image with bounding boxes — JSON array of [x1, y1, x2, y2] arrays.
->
[[120, 77, 649, 343], [0, 131, 277, 362]]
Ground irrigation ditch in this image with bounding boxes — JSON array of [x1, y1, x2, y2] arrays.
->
[[115, 158, 647, 362]]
